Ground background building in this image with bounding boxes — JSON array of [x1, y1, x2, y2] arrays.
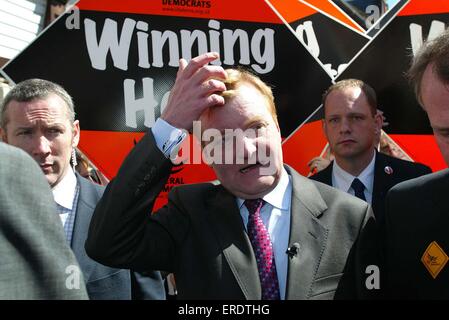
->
[[0, 0, 71, 68]]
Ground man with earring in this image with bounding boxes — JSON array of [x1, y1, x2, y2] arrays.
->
[[0, 79, 165, 300]]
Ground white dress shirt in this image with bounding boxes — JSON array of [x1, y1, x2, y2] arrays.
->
[[151, 118, 187, 158], [52, 168, 79, 243], [332, 152, 376, 205]]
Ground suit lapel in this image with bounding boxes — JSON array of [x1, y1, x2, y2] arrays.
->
[[284, 166, 329, 299], [372, 152, 392, 218], [71, 175, 96, 282], [206, 185, 261, 299]]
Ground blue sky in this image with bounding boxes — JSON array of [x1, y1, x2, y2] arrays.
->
[[387, 0, 400, 9]]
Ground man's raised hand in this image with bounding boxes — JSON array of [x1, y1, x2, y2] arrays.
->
[[161, 52, 227, 131]]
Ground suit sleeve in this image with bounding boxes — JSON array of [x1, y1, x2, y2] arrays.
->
[[131, 270, 166, 300], [85, 132, 189, 272]]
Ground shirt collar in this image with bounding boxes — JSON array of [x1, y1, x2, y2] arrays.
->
[[237, 167, 291, 211], [52, 168, 78, 210], [333, 151, 376, 194]]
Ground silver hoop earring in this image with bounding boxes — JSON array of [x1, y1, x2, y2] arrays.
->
[[72, 148, 77, 168]]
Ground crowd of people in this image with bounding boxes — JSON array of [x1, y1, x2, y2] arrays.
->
[[1, 28, 449, 300]]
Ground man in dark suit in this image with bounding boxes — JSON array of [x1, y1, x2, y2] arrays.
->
[[0, 142, 88, 299], [381, 29, 449, 298], [310, 79, 431, 221], [0, 79, 165, 299], [86, 52, 379, 299]]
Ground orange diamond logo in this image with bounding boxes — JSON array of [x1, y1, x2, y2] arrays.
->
[[421, 241, 448, 279]]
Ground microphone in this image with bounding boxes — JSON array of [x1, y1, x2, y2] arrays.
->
[[286, 243, 300, 258]]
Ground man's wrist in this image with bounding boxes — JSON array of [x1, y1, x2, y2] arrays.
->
[[151, 118, 187, 159]]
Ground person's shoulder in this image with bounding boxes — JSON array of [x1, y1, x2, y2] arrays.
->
[[376, 152, 431, 174], [389, 169, 449, 195], [309, 163, 332, 182], [76, 173, 106, 197], [0, 142, 31, 164], [0, 141, 13, 154], [303, 173, 371, 230], [288, 165, 370, 216], [0, 141, 16, 153], [167, 181, 221, 210], [171, 180, 219, 197], [0, 142, 43, 176], [312, 177, 368, 207], [385, 170, 448, 224]]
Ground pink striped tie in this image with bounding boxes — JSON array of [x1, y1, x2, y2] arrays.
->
[[245, 199, 280, 300]]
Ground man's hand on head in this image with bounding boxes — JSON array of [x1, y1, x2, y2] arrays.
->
[[161, 52, 227, 132]]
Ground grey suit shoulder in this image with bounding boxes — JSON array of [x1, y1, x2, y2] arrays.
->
[[0, 142, 88, 299]]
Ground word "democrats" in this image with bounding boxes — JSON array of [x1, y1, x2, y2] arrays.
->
[[162, 0, 211, 8]]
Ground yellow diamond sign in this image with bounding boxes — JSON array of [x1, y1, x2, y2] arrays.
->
[[421, 241, 448, 279]]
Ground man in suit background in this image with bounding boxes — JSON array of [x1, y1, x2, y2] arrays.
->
[[310, 79, 431, 221], [382, 28, 449, 298], [86, 52, 378, 300], [0, 79, 165, 300], [0, 142, 88, 299]]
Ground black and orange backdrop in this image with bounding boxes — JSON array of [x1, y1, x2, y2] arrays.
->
[[2, 0, 448, 209]]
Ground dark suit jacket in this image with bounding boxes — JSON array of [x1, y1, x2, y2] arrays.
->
[[382, 169, 449, 299], [86, 132, 379, 299], [310, 152, 431, 221], [73, 174, 165, 300], [0, 142, 88, 299]]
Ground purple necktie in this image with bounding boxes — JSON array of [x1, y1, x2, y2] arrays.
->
[[244, 199, 280, 300]]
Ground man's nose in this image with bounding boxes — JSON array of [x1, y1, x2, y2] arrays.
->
[[33, 135, 51, 157], [241, 136, 257, 162], [339, 118, 352, 134]]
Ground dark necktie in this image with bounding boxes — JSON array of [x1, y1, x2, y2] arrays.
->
[[244, 199, 280, 300], [351, 178, 366, 201]]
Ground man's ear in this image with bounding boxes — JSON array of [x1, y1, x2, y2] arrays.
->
[[0, 127, 7, 143], [374, 112, 383, 133], [72, 120, 80, 147], [322, 119, 329, 140]]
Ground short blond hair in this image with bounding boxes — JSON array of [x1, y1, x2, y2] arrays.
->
[[202, 68, 278, 126]]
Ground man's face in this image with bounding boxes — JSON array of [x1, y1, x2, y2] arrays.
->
[[200, 84, 283, 199], [1, 94, 80, 187], [421, 64, 449, 166], [323, 87, 381, 161]]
